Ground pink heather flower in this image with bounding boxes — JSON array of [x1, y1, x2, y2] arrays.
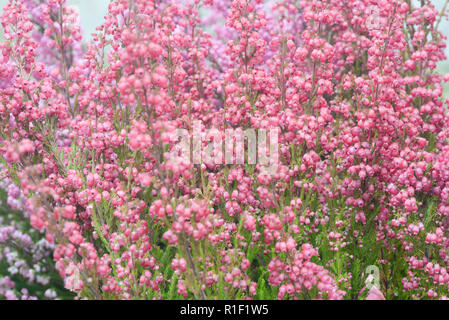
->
[[0, 0, 449, 301], [366, 286, 386, 300]]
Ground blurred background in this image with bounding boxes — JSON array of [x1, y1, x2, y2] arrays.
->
[[434, 0, 449, 97], [0, 0, 447, 96]]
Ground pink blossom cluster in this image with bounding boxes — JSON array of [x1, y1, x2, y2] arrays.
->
[[0, 177, 70, 299], [0, 0, 449, 300]]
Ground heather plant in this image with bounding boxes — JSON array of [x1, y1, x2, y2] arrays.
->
[[0, 0, 449, 300], [0, 180, 72, 299]]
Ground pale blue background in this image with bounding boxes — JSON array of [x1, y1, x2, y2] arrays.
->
[[0, 0, 447, 95]]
